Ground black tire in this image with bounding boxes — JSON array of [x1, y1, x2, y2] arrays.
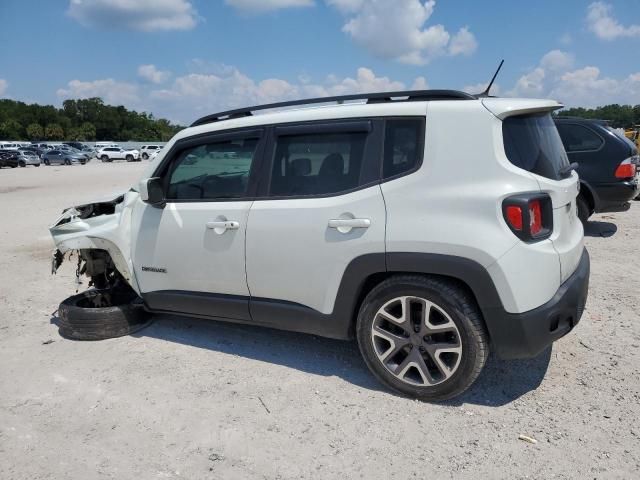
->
[[101, 155, 109, 162], [18, 161, 26, 167], [44, 159, 50, 165], [356, 275, 489, 401], [126, 154, 133, 162], [64, 159, 71, 166], [35, 163, 40, 167], [576, 195, 591, 225], [142, 153, 149, 160], [57, 290, 152, 341]]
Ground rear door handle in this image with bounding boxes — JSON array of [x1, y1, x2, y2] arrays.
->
[[328, 218, 370, 233], [206, 221, 240, 232]]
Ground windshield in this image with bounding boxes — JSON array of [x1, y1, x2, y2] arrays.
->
[[502, 113, 570, 180]]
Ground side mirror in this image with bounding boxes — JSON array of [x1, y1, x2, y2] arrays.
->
[[139, 177, 165, 207]]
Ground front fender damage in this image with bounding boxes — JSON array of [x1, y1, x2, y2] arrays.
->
[[50, 191, 140, 294]]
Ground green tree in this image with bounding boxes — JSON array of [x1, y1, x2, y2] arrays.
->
[[0, 119, 24, 139], [26, 123, 44, 140], [80, 122, 96, 140], [45, 123, 64, 140]]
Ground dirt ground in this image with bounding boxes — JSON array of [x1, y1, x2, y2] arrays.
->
[[0, 161, 638, 479]]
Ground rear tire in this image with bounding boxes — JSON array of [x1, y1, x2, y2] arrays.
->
[[356, 275, 489, 401], [57, 290, 152, 341], [101, 155, 109, 162], [142, 153, 149, 160], [64, 159, 71, 166], [44, 159, 50, 165], [18, 161, 26, 167], [576, 195, 591, 225]]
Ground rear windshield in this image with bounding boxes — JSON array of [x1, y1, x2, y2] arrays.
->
[[502, 113, 569, 180]]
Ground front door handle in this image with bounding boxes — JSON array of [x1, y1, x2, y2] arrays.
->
[[328, 218, 370, 233], [206, 220, 240, 232]]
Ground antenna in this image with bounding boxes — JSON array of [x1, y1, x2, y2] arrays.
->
[[478, 59, 504, 98]]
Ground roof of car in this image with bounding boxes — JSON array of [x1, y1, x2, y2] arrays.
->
[[190, 89, 476, 127]]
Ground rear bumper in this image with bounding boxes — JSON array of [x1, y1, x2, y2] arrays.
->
[[488, 249, 590, 359], [593, 181, 638, 213]]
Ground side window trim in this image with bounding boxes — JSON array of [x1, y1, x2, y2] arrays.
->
[[274, 120, 372, 137], [154, 127, 266, 203]]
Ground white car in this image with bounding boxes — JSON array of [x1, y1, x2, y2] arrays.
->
[[139, 145, 162, 160], [50, 89, 589, 401], [97, 147, 140, 162]]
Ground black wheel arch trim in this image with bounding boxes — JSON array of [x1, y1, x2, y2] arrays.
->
[[142, 252, 506, 343]]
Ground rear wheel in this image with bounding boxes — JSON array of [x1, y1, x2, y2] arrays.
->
[[101, 155, 109, 162], [44, 159, 50, 165], [576, 195, 591, 225], [64, 159, 71, 166], [142, 153, 149, 160], [18, 161, 25, 167], [356, 275, 488, 401]]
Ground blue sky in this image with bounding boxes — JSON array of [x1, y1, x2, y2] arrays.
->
[[0, 0, 639, 124]]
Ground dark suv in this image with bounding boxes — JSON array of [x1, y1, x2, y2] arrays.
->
[[555, 117, 639, 224], [0, 150, 20, 168]]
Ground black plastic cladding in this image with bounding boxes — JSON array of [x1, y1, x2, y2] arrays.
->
[[190, 89, 476, 127]]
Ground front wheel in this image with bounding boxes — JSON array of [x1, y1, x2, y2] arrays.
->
[[44, 159, 50, 165], [356, 275, 489, 401], [142, 153, 148, 160], [18, 161, 26, 167], [125, 154, 133, 162], [101, 155, 109, 162], [64, 159, 71, 166]]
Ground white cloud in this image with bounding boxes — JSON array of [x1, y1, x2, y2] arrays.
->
[[225, 0, 314, 13], [448, 27, 477, 56], [492, 50, 640, 107], [67, 0, 198, 31], [137, 64, 171, 84], [0, 79, 8, 96], [328, 0, 478, 65], [56, 79, 140, 106], [540, 50, 574, 72], [586, 1, 640, 40], [147, 65, 421, 123]]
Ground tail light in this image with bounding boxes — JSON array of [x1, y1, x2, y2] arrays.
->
[[502, 193, 553, 242], [615, 158, 636, 179]]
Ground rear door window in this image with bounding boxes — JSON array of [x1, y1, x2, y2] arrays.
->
[[556, 124, 604, 152], [269, 129, 368, 197], [502, 113, 569, 180]]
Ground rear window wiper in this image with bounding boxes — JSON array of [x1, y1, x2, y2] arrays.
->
[[558, 162, 579, 178]]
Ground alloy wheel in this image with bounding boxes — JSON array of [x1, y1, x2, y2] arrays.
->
[[371, 296, 462, 386]]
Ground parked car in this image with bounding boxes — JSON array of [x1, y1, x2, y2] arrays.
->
[[16, 150, 41, 167], [555, 117, 639, 224], [139, 145, 162, 160], [59, 145, 92, 160], [42, 149, 87, 165], [97, 147, 140, 162], [0, 149, 20, 167], [0, 142, 19, 150], [19, 146, 48, 158], [50, 90, 589, 401]]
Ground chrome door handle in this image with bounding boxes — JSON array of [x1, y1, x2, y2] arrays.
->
[[328, 218, 371, 233], [206, 221, 239, 231]]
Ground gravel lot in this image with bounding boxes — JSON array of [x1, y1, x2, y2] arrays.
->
[[0, 161, 638, 479]]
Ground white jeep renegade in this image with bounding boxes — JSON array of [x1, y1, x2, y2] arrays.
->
[[50, 90, 590, 400]]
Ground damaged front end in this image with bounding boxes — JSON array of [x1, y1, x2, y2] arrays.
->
[[50, 191, 140, 294]]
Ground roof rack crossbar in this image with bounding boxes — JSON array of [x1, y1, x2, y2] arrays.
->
[[190, 89, 475, 127]]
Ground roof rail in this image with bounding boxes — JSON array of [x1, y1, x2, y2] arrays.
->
[[190, 89, 476, 127]]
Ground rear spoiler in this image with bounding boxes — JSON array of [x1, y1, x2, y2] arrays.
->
[[482, 98, 563, 120]]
